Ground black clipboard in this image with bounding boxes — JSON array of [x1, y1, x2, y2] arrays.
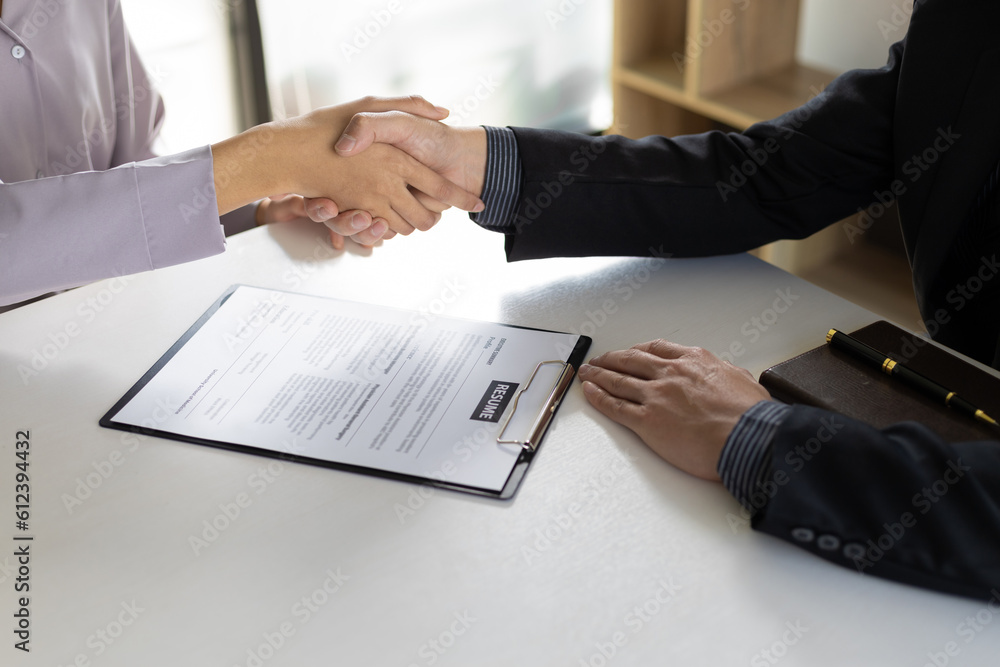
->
[[100, 285, 591, 500]]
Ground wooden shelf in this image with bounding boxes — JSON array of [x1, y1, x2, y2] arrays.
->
[[619, 59, 836, 131], [612, 0, 860, 279], [703, 62, 837, 127], [616, 61, 685, 104], [613, 1, 840, 134]]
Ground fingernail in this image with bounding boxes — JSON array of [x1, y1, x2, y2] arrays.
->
[[312, 205, 333, 222], [579, 364, 592, 373], [371, 220, 388, 237], [434, 105, 449, 116], [350, 213, 369, 231], [335, 134, 356, 153], [473, 200, 485, 213]]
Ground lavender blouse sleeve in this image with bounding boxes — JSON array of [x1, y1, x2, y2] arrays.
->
[[0, 147, 226, 307], [0, 1, 227, 307]]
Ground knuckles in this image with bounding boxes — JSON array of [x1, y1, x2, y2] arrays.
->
[[619, 347, 646, 365], [406, 94, 428, 108], [606, 371, 632, 395], [345, 113, 374, 137], [425, 180, 461, 208], [409, 209, 438, 232]]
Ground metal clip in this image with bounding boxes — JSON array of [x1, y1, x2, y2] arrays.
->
[[496, 360, 574, 452]]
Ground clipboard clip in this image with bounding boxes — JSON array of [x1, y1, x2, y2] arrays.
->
[[496, 360, 575, 453]]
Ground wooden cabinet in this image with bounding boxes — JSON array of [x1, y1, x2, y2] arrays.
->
[[610, 0, 848, 272]]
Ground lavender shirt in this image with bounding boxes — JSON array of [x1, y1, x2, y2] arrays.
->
[[0, 0, 231, 308]]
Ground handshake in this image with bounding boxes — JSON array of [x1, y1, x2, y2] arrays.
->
[[211, 95, 490, 249]]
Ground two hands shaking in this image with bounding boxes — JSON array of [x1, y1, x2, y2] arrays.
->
[[211, 95, 487, 249], [209, 95, 771, 482]]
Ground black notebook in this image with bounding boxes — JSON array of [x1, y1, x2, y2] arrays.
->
[[760, 320, 1000, 441]]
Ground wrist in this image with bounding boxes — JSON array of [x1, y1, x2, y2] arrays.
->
[[457, 126, 487, 198], [212, 123, 289, 216], [254, 198, 268, 226]]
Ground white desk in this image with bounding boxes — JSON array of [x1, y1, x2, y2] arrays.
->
[[2, 213, 995, 666]]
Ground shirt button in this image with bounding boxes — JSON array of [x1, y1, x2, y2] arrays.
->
[[11, 44, 26, 60], [790, 527, 815, 543], [816, 535, 841, 551]]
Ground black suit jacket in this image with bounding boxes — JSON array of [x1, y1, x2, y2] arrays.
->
[[501, 0, 1000, 598]]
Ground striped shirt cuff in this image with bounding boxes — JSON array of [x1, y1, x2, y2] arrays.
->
[[717, 401, 791, 512], [470, 126, 521, 230]]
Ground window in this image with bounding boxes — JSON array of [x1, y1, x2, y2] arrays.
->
[[255, 0, 613, 132], [120, 0, 240, 152]]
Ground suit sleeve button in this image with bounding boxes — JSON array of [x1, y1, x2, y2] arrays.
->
[[817, 535, 841, 551], [791, 527, 815, 543], [843, 543, 866, 560]]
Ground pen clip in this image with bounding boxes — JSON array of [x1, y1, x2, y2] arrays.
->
[[496, 360, 575, 453]]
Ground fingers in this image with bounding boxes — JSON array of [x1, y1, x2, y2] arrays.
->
[[587, 339, 715, 381], [257, 193, 397, 249], [586, 347, 664, 381], [302, 197, 339, 223], [322, 210, 373, 236], [577, 363, 648, 404], [364, 150, 480, 231], [288, 197, 354, 249], [265, 195, 386, 247], [321, 211, 391, 246], [405, 162, 484, 214], [580, 380, 644, 432], [258, 195, 339, 225], [257, 195, 304, 224], [361, 94, 449, 121], [631, 339, 698, 360], [348, 218, 390, 246], [412, 189, 449, 214], [337, 195, 414, 237], [388, 198, 441, 233]]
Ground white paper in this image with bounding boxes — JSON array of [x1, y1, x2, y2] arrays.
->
[[109, 286, 584, 492]]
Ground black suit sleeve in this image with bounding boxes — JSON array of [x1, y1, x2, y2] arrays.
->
[[503, 41, 904, 261], [757, 404, 1000, 599]]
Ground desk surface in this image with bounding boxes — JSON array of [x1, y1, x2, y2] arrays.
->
[[2, 214, 995, 666]]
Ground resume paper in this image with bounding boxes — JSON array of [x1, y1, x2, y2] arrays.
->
[[105, 286, 588, 494]]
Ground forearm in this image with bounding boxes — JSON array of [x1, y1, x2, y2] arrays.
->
[[469, 42, 902, 260], [503, 119, 888, 260], [211, 123, 289, 216], [472, 121, 887, 259]]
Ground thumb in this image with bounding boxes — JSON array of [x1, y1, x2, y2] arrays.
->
[[335, 110, 422, 157]]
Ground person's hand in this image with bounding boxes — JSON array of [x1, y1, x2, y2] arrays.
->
[[335, 111, 487, 195], [212, 96, 484, 236], [326, 112, 488, 243], [255, 194, 389, 249], [577, 340, 771, 481]]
